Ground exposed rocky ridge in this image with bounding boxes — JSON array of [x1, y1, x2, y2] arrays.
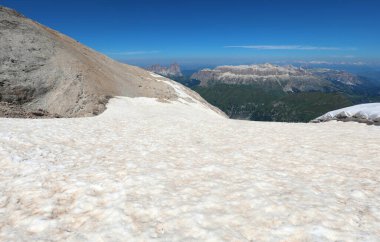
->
[[0, 6, 220, 118], [191, 64, 367, 93], [146, 63, 183, 77], [0, 101, 63, 118]]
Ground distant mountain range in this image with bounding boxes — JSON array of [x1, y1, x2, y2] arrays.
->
[[145, 63, 183, 77], [191, 64, 372, 92], [189, 64, 380, 122]]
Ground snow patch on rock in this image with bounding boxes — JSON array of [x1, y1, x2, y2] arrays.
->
[[312, 103, 380, 125]]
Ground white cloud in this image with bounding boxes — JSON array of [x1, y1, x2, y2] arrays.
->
[[224, 45, 355, 51]]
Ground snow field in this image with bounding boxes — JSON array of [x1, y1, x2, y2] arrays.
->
[[1, 97, 380, 241]]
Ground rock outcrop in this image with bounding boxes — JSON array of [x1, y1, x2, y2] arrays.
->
[[146, 63, 183, 78]]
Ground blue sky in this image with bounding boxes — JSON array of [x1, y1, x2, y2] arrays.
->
[[2, 0, 380, 67]]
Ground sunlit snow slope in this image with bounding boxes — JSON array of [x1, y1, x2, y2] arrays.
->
[[1, 97, 380, 241]]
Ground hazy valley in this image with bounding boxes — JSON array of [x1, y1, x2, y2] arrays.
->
[[148, 63, 380, 122]]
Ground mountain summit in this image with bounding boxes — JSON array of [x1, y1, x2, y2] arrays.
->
[[0, 7, 218, 118], [146, 63, 183, 78]]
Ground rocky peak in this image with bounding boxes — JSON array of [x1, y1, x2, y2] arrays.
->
[[146, 63, 183, 77]]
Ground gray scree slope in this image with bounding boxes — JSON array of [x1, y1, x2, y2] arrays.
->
[[0, 6, 219, 118]]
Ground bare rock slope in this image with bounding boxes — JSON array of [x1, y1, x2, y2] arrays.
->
[[0, 6, 220, 118]]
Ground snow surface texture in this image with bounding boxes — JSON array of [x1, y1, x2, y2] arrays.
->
[[1, 97, 380, 241], [313, 103, 380, 125]]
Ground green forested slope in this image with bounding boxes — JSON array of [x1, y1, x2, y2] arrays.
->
[[193, 84, 358, 122]]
